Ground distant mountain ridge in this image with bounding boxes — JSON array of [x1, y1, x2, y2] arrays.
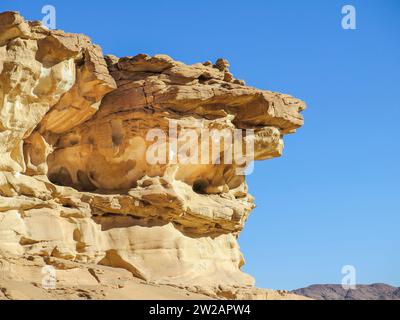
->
[[292, 283, 400, 300]]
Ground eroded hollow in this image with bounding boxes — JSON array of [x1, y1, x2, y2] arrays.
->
[[192, 178, 209, 194], [48, 167, 73, 187], [110, 119, 124, 146]]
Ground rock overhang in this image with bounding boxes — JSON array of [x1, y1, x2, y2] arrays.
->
[[0, 11, 305, 287]]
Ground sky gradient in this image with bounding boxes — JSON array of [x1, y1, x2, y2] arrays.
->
[[1, 0, 399, 290]]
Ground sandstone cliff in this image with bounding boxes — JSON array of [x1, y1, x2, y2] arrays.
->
[[0, 11, 306, 299]]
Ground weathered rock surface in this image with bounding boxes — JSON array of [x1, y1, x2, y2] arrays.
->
[[0, 251, 307, 300], [0, 11, 306, 298], [292, 284, 400, 300]]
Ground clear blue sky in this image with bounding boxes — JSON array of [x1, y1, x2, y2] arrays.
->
[[2, 0, 399, 290]]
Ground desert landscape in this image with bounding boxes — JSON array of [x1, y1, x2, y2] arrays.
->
[[1, 2, 399, 303]]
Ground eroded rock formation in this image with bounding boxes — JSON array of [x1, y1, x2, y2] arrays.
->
[[0, 12, 306, 298]]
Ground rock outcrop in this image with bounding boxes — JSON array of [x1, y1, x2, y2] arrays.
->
[[292, 284, 400, 300], [0, 12, 306, 298], [0, 250, 308, 300]]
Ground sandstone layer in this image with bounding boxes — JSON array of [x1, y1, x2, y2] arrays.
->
[[0, 251, 308, 300], [0, 11, 306, 298]]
